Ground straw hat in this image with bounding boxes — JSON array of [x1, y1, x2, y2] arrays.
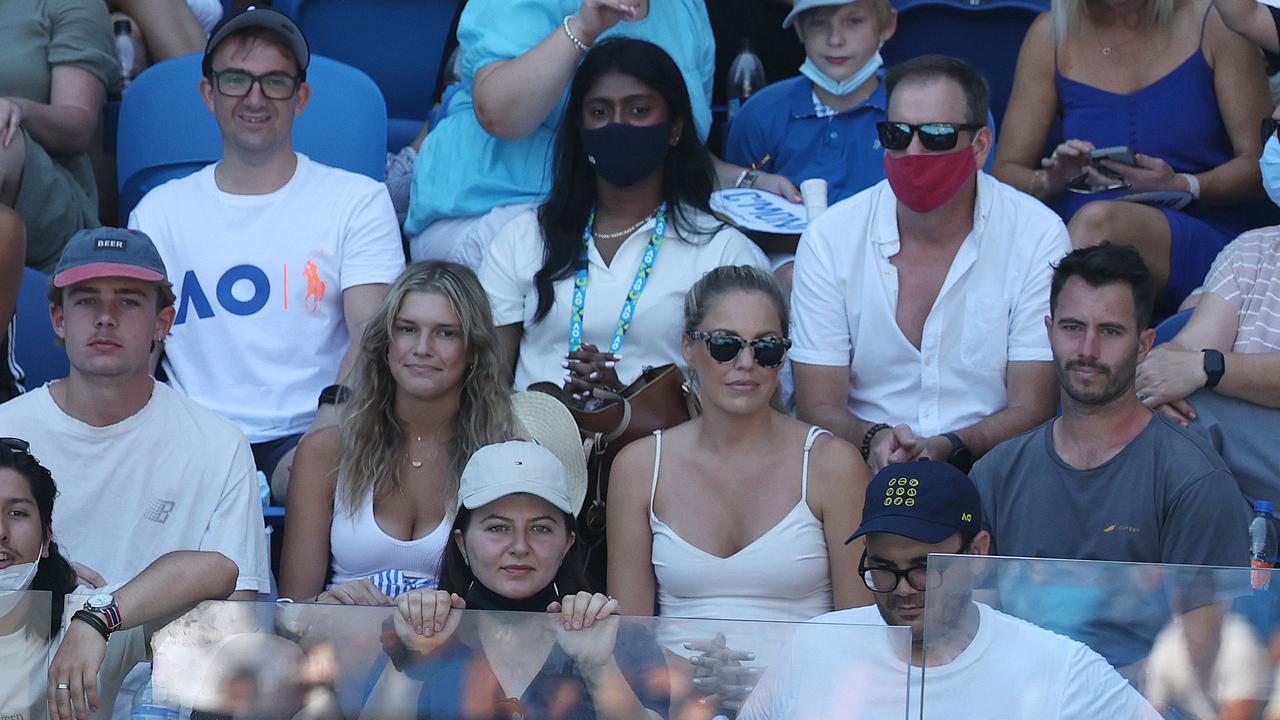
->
[[511, 391, 589, 515]]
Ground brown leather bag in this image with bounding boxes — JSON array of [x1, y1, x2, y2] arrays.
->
[[529, 364, 700, 587]]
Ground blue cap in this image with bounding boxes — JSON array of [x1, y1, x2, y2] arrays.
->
[[848, 460, 982, 544], [1256, 500, 1274, 514]]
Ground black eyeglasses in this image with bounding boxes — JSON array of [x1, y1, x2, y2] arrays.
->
[[1261, 117, 1280, 147], [208, 69, 301, 100], [876, 121, 984, 152], [688, 331, 791, 369], [857, 542, 970, 594]]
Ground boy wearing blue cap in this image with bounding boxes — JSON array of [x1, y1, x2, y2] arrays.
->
[[739, 460, 1159, 719]]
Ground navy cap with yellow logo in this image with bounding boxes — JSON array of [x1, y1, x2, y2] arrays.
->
[[847, 460, 982, 544]]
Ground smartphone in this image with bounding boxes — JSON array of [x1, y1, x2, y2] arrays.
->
[[1089, 145, 1137, 166]]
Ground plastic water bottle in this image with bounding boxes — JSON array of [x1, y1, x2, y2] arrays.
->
[[129, 677, 178, 720], [726, 39, 766, 125], [1249, 500, 1276, 590], [114, 19, 136, 89]]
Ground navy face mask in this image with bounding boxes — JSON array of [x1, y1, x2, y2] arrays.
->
[[580, 120, 673, 187]]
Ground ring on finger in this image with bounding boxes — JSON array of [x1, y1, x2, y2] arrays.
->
[[56, 683, 70, 690], [1137, 390, 1150, 402]]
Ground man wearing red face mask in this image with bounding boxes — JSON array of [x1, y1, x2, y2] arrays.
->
[[791, 55, 1070, 475]]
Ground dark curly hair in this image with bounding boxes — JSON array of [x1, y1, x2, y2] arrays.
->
[[1, 441, 77, 638]]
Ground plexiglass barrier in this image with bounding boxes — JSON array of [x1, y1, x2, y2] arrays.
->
[[0, 590, 55, 719], [922, 555, 1280, 720], [149, 600, 910, 719]]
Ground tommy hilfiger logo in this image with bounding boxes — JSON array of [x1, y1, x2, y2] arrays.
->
[[95, 238, 126, 250], [144, 497, 176, 524]]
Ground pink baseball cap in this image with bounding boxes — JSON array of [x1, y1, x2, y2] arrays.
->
[[52, 227, 168, 288]]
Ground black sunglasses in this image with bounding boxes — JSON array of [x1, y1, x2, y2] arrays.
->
[[0, 437, 31, 455], [1262, 117, 1280, 147], [857, 541, 971, 594], [208, 69, 301, 100], [688, 331, 791, 369], [876, 121, 984, 152]]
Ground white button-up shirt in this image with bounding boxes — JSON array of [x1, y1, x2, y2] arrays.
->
[[790, 172, 1070, 436]]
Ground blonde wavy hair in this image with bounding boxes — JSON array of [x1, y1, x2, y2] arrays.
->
[[1052, 0, 1174, 41], [337, 261, 515, 515]]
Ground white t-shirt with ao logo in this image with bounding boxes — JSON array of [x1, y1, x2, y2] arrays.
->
[[129, 154, 405, 442]]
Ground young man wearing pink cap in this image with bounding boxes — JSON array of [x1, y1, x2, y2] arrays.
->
[[0, 227, 268, 598]]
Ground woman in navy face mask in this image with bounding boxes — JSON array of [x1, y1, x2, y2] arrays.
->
[[478, 38, 768, 398]]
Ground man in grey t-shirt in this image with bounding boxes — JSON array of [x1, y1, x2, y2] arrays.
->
[[971, 244, 1249, 668]]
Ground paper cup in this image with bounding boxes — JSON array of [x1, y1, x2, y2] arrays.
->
[[800, 178, 828, 221]]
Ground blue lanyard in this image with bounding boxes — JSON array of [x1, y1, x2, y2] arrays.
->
[[567, 202, 668, 354]]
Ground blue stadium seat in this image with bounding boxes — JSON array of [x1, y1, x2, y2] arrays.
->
[[14, 267, 68, 391], [882, 0, 1049, 132], [116, 52, 387, 220], [275, 0, 462, 151], [1153, 308, 1193, 346]]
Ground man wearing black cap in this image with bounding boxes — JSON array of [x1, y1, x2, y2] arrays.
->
[[128, 6, 404, 499], [0, 227, 268, 598], [739, 460, 1158, 719]]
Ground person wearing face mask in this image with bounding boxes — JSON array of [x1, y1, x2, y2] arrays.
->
[[479, 38, 767, 398], [0, 438, 237, 720], [1128, 114, 1280, 518], [362, 440, 669, 719], [792, 55, 1069, 476], [726, 0, 898, 210]]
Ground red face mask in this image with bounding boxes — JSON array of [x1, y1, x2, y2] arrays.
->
[[882, 147, 977, 214]]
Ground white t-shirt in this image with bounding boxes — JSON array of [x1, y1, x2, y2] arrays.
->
[[0, 383, 269, 592], [740, 603, 1161, 720], [479, 206, 768, 390], [0, 591, 145, 720], [129, 153, 405, 442], [790, 173, 1070, 436], [1146, 612, 1269, 717]]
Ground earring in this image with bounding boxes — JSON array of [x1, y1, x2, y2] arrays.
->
[[553, 582, 561, 598], [150, 340, 158, 353]]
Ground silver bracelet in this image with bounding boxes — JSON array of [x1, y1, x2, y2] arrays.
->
[[562, 15, 591, 53]]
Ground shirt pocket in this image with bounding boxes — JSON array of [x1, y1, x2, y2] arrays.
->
[[961, 296, 1009, 370]]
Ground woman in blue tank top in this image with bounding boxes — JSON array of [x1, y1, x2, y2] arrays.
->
[[993, 0, 1276, 317]]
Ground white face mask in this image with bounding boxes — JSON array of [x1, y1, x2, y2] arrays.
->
[[0, 543, 43, 617], [799, 52, 883, 98], [1260, 134, 1280, 208]]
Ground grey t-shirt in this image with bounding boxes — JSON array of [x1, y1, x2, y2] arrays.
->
[[972, 412, 1249, 566]]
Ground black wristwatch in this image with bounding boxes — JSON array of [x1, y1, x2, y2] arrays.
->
[[1202, 349, 1225, 389], [318, 384, 351, 407], [942, 432, 974, 473]]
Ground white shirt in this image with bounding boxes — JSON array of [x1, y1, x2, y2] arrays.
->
[[0, 383, 269, 592], [129, 154, 405, 442], [790, 172, 1070, 436], [479, 206, 768, 390], [1146, 612, 1269, 717], [740, 603, 1161, 720]]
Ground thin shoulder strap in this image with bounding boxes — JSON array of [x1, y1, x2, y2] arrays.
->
[[800, 426, 829, 502], [649, 429, 664, 509], [1199, 1, 1212, 47]]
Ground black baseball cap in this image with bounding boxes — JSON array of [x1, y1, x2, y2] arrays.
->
[[203, 5, 310, 79], [847, 460, 982, 544]]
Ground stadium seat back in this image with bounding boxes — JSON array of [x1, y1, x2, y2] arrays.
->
[[276, 0, 462, 150], [882, 0, 1048, 132], [14, 267, 68, 391], [117, 52, 387, 220]]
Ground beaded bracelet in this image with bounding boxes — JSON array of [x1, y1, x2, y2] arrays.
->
[[562, 16, 592, 53], [860, 423, 892, 461]]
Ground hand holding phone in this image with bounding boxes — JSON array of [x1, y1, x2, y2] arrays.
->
[[1089, 146, 1137, 178]]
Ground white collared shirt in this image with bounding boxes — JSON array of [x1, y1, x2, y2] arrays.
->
[[790, 172, 1070, 436]]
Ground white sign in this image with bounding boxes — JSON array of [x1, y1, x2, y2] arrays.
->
[[711, 188, 807, 234]]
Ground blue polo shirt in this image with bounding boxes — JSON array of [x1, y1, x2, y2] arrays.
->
[[725, 73, 888, 205], [724, 71, 997, 205]]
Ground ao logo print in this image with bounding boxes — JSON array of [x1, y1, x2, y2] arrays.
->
[[883, 476, 919, 507]]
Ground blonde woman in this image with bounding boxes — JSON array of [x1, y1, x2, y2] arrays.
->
[[279, 261, 516, 604]]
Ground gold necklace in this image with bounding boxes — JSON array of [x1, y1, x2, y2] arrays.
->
[[592, 206, 659, 241]]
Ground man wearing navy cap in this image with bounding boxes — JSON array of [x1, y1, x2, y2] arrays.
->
[[0, 227, 268, 598], [128, 5, 404, 500], [739, 460, 1158, 719]]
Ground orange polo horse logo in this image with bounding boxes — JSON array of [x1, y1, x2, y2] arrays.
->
[[303, 260, 326, 311]]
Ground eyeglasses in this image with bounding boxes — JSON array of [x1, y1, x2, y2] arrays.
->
[[857, 542, 970, 594], [208, 69, 301, 100], [687, 330, 791, 369], [1261, 117, 1280, 146], [875, 121, 984, 152], [0, 437, 31, 455]]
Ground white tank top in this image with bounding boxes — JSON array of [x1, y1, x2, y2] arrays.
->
[[328, 488, 450, 588], [648, 425, 835, 640]]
